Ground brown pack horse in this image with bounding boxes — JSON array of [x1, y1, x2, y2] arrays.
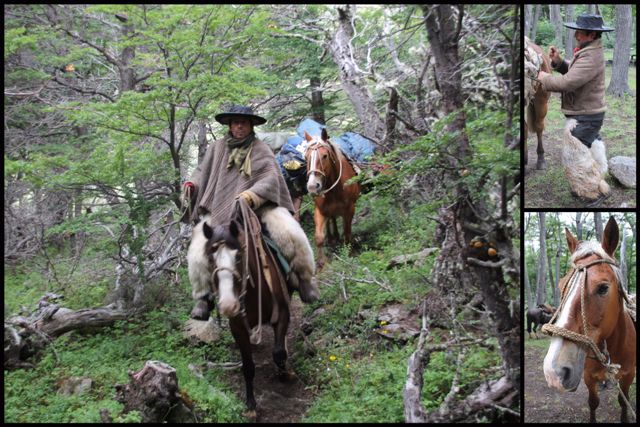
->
[[304, 128, 360, 268], [524, 36, 551, 170], [542, 217, 636, 423], [202, 203, 292, 419]]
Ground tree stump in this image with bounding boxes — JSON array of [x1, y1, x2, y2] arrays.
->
[[115, 360, 195, 423]]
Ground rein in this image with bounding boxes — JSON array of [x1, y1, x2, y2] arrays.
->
[[541, 257, 637, 421], [306, 140, 344, 196]]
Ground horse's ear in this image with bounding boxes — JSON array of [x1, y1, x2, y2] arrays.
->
[[601, 216, 619, 258], [229, 220, 239, 238], [203, 221, 213, 240], [304, 131, 313, 142], [321, 128, 329, 142], [565, 227, 578, 254]]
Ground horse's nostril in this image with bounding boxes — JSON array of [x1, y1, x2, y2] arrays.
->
[[560, 366, 571, 381]]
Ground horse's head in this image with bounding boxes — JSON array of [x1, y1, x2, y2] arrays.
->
[[304, 128, 339, 195], [202, 220, 243, 317], [543, 217, 624, 392]]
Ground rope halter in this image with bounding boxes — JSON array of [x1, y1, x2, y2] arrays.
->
[[305, 140, 343, 196], [541, 258, 623, 379]]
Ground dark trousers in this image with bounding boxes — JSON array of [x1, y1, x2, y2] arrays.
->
[[565, 112, 605, 148]]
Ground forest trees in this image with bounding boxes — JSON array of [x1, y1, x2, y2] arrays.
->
[[524, 212, 637, 310]]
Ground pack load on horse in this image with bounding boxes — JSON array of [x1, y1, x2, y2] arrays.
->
[[302, 125, 362, 268], [526, 304, 555, 339], [524, 36, 552, 170], [542, 217, 636, 423], [275, 119, 376, 221]]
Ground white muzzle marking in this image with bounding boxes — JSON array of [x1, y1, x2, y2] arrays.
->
[[215, 246, 240, 317]]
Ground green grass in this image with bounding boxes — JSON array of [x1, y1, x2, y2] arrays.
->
[[3, 274, 247, 423]]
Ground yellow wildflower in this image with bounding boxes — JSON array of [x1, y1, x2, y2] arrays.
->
[[329, 355, 337, 362]]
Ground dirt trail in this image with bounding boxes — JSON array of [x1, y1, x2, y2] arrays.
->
[[223, 297, 315, 423], [524, 336, 637, 423]]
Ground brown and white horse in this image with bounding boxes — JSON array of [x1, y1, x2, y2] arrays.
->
[[524, 36, 551, 170], [304, 128, 360, 268], [542, 217, 636, 423], [201, 206, 293, 419]]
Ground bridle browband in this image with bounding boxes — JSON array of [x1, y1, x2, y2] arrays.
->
[[305, 139, 343, 196]]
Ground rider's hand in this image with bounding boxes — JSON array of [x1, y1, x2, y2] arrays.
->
[[237, 191, 254, 208], [549, 46, 562, 64]]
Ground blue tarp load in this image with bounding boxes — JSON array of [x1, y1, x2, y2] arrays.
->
[[276, 119, 376, 196]]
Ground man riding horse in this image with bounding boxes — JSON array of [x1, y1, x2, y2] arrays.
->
[[537, 14, 614, 206], [182, 105, 320, 320]]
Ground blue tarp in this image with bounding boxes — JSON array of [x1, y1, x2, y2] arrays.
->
[[276, 119, 376, 195]]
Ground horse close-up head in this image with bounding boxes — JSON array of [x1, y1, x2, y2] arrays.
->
[[202, 220, 242, 317], [543, 217, 626, 392], [304, 129, 337, 195]]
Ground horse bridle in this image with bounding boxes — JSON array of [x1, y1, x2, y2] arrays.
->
[[305, 140, 343, 196], [541, 257, 623, 371]]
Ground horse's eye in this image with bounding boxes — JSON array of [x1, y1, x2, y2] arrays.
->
[[322, 154, 328, 160], [596, 283, 609, 296]]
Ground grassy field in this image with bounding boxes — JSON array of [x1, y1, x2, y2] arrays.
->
[[525, 65, 636, 209]]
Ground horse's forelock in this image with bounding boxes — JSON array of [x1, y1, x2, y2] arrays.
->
[[571, 240, 625, 300]]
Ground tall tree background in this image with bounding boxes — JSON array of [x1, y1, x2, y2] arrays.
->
[[524, 212, 637, 310]]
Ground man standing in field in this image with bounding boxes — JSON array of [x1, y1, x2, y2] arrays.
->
[[536, 14, 614, 206]]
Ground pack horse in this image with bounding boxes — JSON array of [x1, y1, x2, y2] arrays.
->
[[304, 128, 360, 268]]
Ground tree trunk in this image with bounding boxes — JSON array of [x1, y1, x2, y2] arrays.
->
[[607, 5, 632, 97], [565, 5, 575, 60], [594, 212, 603, 242], [328, 5, 385, 143], [619, 221, 628, 292], [310, 75, 326, 124], [530, 5, 542, 41], [524, 260, 534, 309], [115, 360, 195, 423], [576, 212, 583, 240], [424, 3, 520, 405], [524, 5, 532, 38], [549, 5, 563, 47], [536, 212, 547, 306]]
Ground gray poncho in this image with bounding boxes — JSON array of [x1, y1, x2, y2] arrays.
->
[[187, 134, 294, 225]]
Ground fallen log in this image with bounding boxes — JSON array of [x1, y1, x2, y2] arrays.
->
[[387, 248, 438, 269], [4, 293, 132, 369]]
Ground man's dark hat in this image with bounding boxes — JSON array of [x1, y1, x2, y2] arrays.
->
[[563, 14, 614, 32], [215, 105, 267, 126]]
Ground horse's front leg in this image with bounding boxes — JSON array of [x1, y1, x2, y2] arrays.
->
[[272, 306, 294, 381], [343, 207, 355, 255], [619, 372, 635, 423], [536, 129, 547, 170], [229, 318, 256, 417], [585, 378, 600, 423], [314, 209, 328, 269]]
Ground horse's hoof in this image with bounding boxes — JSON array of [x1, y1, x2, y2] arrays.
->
[[277, 369, 297, 382], [243, 409, 257, 420], [536, 159, 547, 170], [190, 300, 211, 320]]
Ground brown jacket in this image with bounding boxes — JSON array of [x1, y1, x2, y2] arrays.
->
[[185, 134, 293, 224], [540, 39, 606, 116]]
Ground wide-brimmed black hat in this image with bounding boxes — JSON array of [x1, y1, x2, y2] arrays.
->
[[215, 105, 267, 126], [563, 14, 614, 32]]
